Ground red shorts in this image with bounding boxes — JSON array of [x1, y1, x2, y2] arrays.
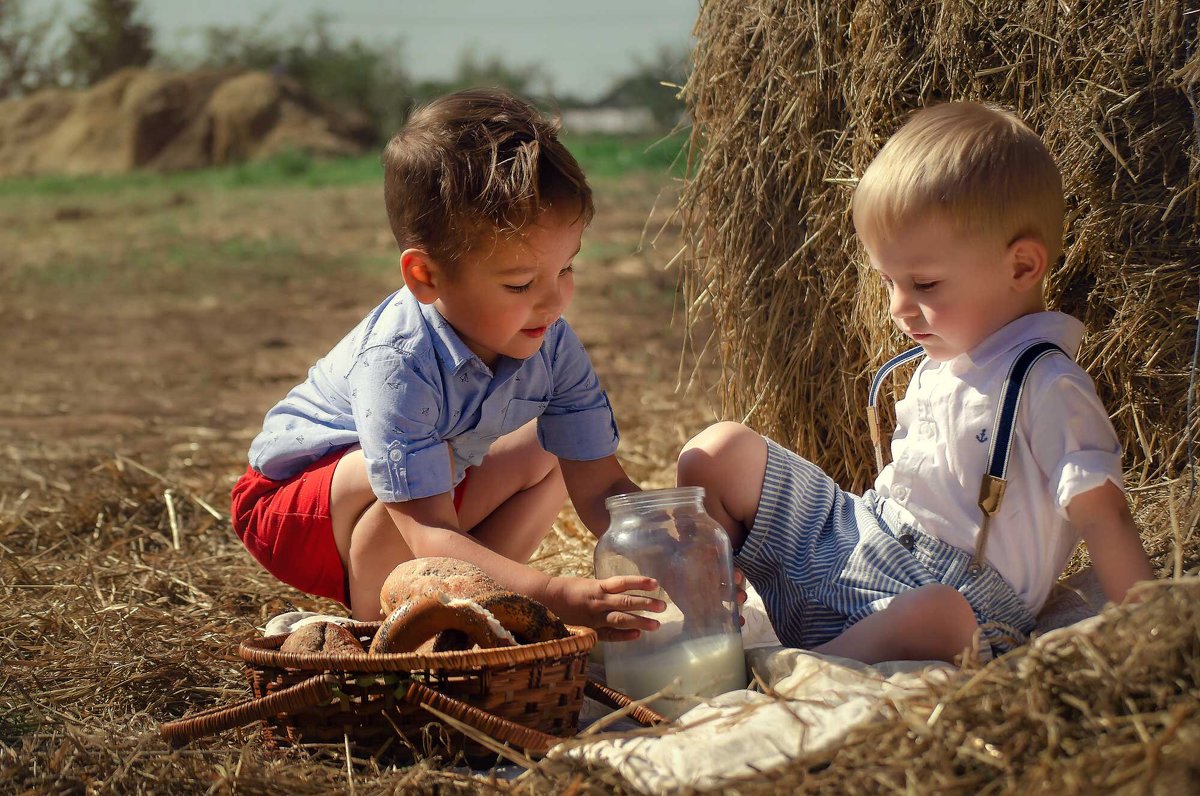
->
[[231, 448, 470, 607]]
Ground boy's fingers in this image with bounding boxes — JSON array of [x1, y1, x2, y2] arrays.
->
[[597, 627, 641, 642], [607, 593, 665, 613], [604, 610, 660, 632], [600, 575, 658, 594]]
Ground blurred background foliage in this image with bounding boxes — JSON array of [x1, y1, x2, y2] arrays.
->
[[0, 0, 691, 144]]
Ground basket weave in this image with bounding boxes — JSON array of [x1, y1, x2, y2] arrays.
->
[[160, 621, 667, 763], [238, 621, 597, 762]]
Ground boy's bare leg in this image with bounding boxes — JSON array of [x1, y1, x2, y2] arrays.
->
[[330, 450, 415, 619], [456, 420, 566, 562], [330, 421, 565, 620], [812, 584, 979, 664], [676, 421, 769, 548]]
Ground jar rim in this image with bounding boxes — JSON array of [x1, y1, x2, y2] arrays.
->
[[605, 486, 706, 513]]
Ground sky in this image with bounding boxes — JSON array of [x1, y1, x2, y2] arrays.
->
[[59, 0, 700, 101]]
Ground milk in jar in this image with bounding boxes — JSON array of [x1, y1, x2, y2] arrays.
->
[[595, 487, 747, 720]]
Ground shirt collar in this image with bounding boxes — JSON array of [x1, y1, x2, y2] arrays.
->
[[418, 300, 488, 375], [954, 311, 1084, 373]]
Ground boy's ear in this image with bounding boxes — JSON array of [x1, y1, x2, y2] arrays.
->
[[1007, 236, 1049, 292], [400, 248, 440, 303]]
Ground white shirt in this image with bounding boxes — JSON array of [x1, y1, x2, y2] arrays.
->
[[874, 312, 1124, 613]]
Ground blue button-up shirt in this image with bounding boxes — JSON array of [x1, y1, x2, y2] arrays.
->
[[248, 289, 619, 503]]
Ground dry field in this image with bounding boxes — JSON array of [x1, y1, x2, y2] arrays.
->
[[2, 160, 1197, 794], [0, 164, 721, 792]]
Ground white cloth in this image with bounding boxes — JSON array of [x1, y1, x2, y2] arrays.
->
[[261, 611, 355, 637], [561, 568, 1111, 793], [874, 311, 1123, 613]]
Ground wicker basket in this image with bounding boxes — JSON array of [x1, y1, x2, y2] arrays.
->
[[159, 621, 664, 763]]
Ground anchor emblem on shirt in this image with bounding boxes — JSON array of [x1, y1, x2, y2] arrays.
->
[[976, 428, 989, 443]]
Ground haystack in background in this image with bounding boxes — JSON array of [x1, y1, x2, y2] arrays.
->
[[678, 0, 1199, 492], [0, 68, 374, 179]]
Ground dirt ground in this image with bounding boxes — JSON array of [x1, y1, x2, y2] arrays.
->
[[0, 167, 717, 594]]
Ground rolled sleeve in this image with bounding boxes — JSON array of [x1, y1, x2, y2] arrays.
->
[[365, 438, 452, 502], [538, 399, 619, 460], [1051, 452, 1124, 517], [350, 345, 451, 502], [536, 321, 619, 461], [1027, 369, 1125, 519]]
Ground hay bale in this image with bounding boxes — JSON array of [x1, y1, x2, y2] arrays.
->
[[680, 0, 1200, 491], [207, 71, 284, 165], [0, 68, 373, 179], [0, 88, 76, 177]]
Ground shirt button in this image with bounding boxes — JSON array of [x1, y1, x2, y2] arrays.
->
[[898, 533, 916, 550], [389, 449, 403, 462], [892, 485, 909, 501]]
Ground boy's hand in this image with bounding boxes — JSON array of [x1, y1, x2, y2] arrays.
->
[[545, 575, 665, 642]]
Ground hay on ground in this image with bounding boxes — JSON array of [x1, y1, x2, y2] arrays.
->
[[2, 460, 1196, 793]]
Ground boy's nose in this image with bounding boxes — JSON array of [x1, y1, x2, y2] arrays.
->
[[889, 287, 918, 319], [536, 280, 567, 313]]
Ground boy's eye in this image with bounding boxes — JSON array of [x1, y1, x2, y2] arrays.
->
[[505, 281, 533, 293], [913, 281, 938, 292], [559, 264, 575, 277]]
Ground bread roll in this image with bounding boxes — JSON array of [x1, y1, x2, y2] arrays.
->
[[279, 621, 364, 654]]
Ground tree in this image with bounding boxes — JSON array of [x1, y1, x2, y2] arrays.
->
[[62, 0, 154, 87], [409, 51, 540, 106], [598, 44, 691, 130], [0, 0, 58, 98]]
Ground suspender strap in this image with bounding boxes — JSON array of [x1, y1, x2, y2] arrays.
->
[[866, 346, 925, 472], [867, 340, 1066, 575], [969, 340, 1065, 573]]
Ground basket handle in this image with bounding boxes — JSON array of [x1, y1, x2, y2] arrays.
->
[[403, 681, 562, 755], [584, 678, 669, 726], [402, 677, 667, 758], [159, 674, 667, 752], [159, 674, 336, 748]]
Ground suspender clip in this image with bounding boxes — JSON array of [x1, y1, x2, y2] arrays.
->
[[867, 405, 884, 473], [977, 474, 1007, 517]]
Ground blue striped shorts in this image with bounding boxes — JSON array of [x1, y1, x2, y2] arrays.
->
[[734, 438, 1038, 657]]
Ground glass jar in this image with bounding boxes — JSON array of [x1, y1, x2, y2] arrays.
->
[[594, 486, 747, 719]]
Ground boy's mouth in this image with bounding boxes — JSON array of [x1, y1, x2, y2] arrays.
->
[[521, 326, 547, 338]]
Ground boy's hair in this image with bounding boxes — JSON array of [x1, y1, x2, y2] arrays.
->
[[382, 87, 594, 272], [852, 102, 1064, 263]]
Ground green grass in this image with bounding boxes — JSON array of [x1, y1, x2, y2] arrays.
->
[[0, 150, 383, 199], [565, 129, 690, 180], [0, 132, 689, 198]]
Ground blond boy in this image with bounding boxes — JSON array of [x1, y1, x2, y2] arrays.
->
[[677, 102, 1151, 663], [233, 88, 663, 639]]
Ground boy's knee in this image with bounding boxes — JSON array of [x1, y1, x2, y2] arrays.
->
[[911, 584, 977, 638], [908, 583, 973, 615], [678, 421, 759, 482], [540, 455, 565, 493]]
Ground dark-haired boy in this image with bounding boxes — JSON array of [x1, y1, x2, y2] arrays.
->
[[233, 88, 663, 637]]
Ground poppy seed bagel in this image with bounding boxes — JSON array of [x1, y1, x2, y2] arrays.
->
[[378, 557, 503, 616], [473, 589, 570, 644]]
